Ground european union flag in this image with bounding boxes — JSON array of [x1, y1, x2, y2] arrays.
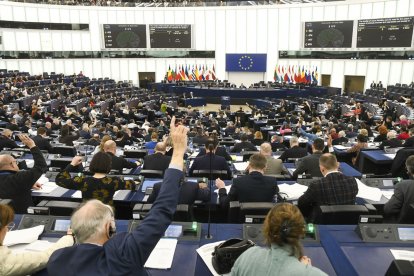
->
[[225, 54, 267, 72]]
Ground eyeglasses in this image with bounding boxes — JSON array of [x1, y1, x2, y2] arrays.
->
[[6, 222, 15, 231]]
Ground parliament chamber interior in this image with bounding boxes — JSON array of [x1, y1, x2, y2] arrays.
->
[[1, 0, 414, 275]]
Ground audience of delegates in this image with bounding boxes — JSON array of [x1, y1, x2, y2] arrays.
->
[[231, 203, 327, 276], [215, 153, 279, 208], [55, 152, 136, 206], [0, 135, 46, 213], [0, 129, 18, 150], [0, 204, 74, 275], [384, 156, 414, 222], [47, 117, 187, 275], [143, 142, 171, 173], [298, 154, 358, 221]]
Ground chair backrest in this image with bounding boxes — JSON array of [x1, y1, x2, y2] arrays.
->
[[399, 204, 414, 224], [314, 205, 370, 225], [124, 149, 148, 159], [242, 151, 257, 162], [228, 201, 275, 223], [52, 146, 77, 157], [139, 169, 164, 178], [192, 170, 229, 180], [133, 203, 193, 222], [37, 200, 80, 216]]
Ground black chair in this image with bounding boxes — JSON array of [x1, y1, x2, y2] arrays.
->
[[139, 169, 163, 178], [52, 146, 77, 157], [219, 141, 235, 147], [398, 204, 414, 224], [192, 170, 230, 180], [314, 205, 372, 225], [124, 149, 148, 159], [228, 201, 275, 223], [242, 151, 257, 162], [37, 200, 80, 216], [133, 203, 193, 222], [391, 148, 414, 178]]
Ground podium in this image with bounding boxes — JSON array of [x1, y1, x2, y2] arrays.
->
[[221, 96, 230, 110]]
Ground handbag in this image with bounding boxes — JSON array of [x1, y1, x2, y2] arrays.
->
[[212, 238, 255, 274]]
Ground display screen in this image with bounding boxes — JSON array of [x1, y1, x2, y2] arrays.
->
[[141, 180, 161, 192], [398, 228, 414, 241], [304, 20, 354, 48], [357, 17, 414, 48], [164, 225, 183, 238], [53, 219, 71, 232], [383, 179, 394, 187], [103, 24, 147, 48], [149, 24, 192, 48]]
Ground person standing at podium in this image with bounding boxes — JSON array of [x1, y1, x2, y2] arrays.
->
[[47, 117, 188, 275], [231, 203, 327, 276]]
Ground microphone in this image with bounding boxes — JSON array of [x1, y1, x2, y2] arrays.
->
[[206, 141, 215, 239]]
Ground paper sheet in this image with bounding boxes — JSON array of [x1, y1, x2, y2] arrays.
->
[[214, 185, 232, 194], [390, 249, 414, 261], [355, 178, 383, 202], [196, 241, 230, 276], [287, 168, 296, 175], [190, 151, 200, 158], [36, 174, 49, 185], [381, 189, 395, 200], [25, 160, 34, 168], [383, 153, 396, 159], [278, 183, 308, 200], [71, 190, 120, 199], [4, 225, 45, 246], [144, 238, 178, 269], [233, 162, 249, 172], [32, 182, 58, 194], [272, 155, 281, 159], [231, 155, 243, 162], [333, 145, 350, 150]]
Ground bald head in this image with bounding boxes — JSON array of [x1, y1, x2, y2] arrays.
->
[[260, 142, 272, 156], [155, 142, 166, 153], [0, 155, 18, 171], [103, 140, 116, 154]]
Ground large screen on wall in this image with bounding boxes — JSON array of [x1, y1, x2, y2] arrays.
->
[[149, 25, 192, 48], [357, 17, 414, 48], [304, 20, 353, 48], [103, 24, 147, 48]]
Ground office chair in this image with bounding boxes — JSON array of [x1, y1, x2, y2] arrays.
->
[[139, 169, 164, 178], [192, 170, 230, 180], [123, 149, 148, 159], [37, 200, 81, 216], [133, 203, 193, 222], [314, 205, 372, 225], [228, 201, 275, 223], [52, 146, 77, 157]]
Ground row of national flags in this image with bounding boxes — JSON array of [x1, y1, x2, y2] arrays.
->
[[166, 64, 216, 81], [274, 65, 319, 84]]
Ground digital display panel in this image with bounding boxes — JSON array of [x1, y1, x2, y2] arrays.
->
[[398, 228, 414, 241], [53, 219, 71, 232], [149, 24, 192, 48], [304, 20, 354, 48], [357, 17, 414, 48], [103, 24, 147, 49]]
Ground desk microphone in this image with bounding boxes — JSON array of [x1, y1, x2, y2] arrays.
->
[[206, 143, 215, 239]]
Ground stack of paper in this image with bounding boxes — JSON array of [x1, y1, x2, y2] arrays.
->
[[383, 153, 396, 159], [277, 183, 308, 200], [381, 190, 395, 200], [4, 225, 44, 246], [355, 178, 383, 202], [144, 238, 178, 269], [36, 174, 49, 185], [390, 249, 414, 261], [197, 241, 229, 276], [71, 191, 82, 198], [233, 162, 249, 172], [32, 182, 58, 194], [333, 145, 350, 150]]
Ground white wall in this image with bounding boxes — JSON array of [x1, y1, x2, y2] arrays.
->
[[0, 0, 413, 89]]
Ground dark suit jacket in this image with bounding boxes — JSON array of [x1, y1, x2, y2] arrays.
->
[[0, 135, 18, 150], [47, 168, 182, 276], [298, 172, 358, 220], [143, 152, 171, 173], [279, 146, 308, 162], [218, 171, 279, 208], [404, 136, 414, 147], [107, 152, 138, 172], [0, 147, 47, 213], [384, 180, 414, 223], [189, 153, 232, 179], [197, 147, 232, 161], [230, 141, 257, 153], [332, 137, 349, 145], [148, 180, 210, 204], [192, 135, 208, 145], [271, 142, 287, 152], [32, 135, 53, 153], [292, 152, 324, 178], [379, 138, 403, 150], [59, 132, 80, 146]]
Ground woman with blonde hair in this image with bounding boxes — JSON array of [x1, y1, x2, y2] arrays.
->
[[252, 131, 264, 146], [0, 204, 73, 275], [231, 203, 326, 276]]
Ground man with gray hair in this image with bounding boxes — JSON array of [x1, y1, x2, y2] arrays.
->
[[47, 117, 188, 275], [279, 136, 307, 162], [379, 130, 402, 150], [332, 130, 349, 145], [260, 142, 288, 175]]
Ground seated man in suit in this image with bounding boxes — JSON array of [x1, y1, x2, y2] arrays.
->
[[143, 142, 171, 174], [215, 153, 279, 208], [260, 142, 288, 175], [148, 178, 210, 204], [103, 140, 139, 173], [292, 138, 325, 179], [32, 127, 53, 153], [0, 129, 18, 151], [379, 130, 403, 150], [279, 136, 308, 162], [384, 155, 414, 223], [230, 134, 257, 153], [332, 131, 349, 145], [47, 117, 187, 275], [189, 138, 232, 180], [298, 154, 358, 221], [270, 135, 287, 152]]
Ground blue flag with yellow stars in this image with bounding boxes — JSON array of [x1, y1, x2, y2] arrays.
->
[[225, 54, 267, 72]]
